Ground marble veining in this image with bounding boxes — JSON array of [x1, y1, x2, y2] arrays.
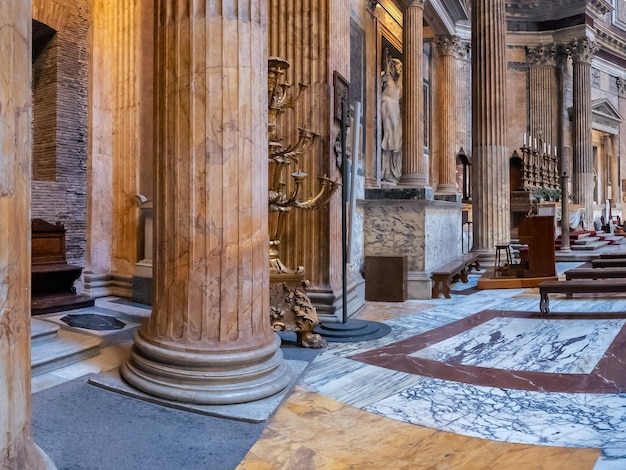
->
[[364, 376, 626, 448], [410, 317, 626, 374]]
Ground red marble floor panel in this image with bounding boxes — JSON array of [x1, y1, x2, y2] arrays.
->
[[350, 310, 626, 393]]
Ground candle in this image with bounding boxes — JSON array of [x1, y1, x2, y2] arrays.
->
[[543, 142, 546, 154], [523, 133, 527, 146], [534, 138, 537, 149], [554, 146, 557, 157]]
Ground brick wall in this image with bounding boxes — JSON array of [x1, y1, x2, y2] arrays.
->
[[32, 0, 89, 266]]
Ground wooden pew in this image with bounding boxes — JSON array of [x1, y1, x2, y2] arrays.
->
[[565, 267, 626, 280], [431, 252, 481, 299], [599, 253, 626, 259], [591, 258, 626, 268], [538, 279, 626, 313]]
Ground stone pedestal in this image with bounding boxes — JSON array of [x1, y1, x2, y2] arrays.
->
[[362, 190, 462, 299], [121, 0, 293, 405]]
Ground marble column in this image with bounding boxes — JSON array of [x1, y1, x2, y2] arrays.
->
[[610, 135, 620, 205], [471, 0, 510, 252], [527, 44, 557, 147], [434, 35, 462, 195], [121, 0, 293, 404], [399, 0, 428, 188], [567, 37, 597, 223], [0, 1, 54, 467]]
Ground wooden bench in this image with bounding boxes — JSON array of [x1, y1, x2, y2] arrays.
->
[[31, 219, 94, 314], [538, 279, 626, 314], [431, 253, 481, 299], [591, 258, 626, 268], [600, 253, 626, 259], [565, 267, 626, 280]]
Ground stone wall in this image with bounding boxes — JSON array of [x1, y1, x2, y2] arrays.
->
[[32, 0, 89, 265]]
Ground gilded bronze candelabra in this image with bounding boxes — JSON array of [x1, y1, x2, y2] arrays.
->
[[520, 133, 560, 197], [267, 57, 339, 348]]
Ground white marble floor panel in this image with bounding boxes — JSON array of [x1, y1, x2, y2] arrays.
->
[[410, 317, 625, 374]]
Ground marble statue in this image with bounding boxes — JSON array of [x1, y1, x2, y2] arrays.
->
[[380, 53, 402, 183]]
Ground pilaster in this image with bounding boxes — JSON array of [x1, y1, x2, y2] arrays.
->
[[471, 0, 510, 253], [527, 44, 558, 146], [121, 0, 293, 404]]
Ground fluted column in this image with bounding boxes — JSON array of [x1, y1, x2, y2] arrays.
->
[[434, 36, 462, 194], [527, 44, 557, 146], [0, 1, 54, 467], [567, 38, 597, 223], [471, 0, 509, 252], [122, 0, 293, 404], [610, 135, 620, 204], [400, 0, 428, 187]]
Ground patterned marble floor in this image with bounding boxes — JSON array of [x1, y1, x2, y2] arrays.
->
[[32, 262, 626, 469], [240, 260, 626, 469]]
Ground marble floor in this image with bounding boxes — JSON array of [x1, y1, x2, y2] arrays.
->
[[32, 260, 626, 469]]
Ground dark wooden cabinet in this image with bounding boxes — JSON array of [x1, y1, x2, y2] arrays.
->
[[518, 215, 556, 278]]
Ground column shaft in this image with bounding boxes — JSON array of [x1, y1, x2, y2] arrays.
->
[[0, 0, 54, 467], [122, 0, 293, 405], [471, 0, 510, 252], [610, 135, 619, 204], [435, 36, 461, 194], [569, 38, 597, 223], [400, 0, 427, 187], [527, 45, 557, 145]]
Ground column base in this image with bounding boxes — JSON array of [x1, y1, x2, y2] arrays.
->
[[121, 333, 294, 405], [434, 191, 462, 203], [32, 443, 56, 470], [399, 172, 429, 188]]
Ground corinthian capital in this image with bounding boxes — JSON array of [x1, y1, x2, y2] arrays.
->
[[526, 44, 557, 67], [434, 36, 464, 59], [566, 38, 599, 64]]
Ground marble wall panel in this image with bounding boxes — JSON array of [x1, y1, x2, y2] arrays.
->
[[424, 205, 462, 272], [363, 200, 461, 275]]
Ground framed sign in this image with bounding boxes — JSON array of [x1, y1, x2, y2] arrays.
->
[[333, 71, 350, 122]]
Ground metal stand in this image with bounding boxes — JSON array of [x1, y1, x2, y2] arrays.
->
[[315, 86, 390, 343]]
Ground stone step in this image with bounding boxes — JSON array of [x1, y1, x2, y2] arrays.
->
[[31, 318, 60, 346], [571, 240, 611, 251], [572, 236, 602, 245], [31, 325, 102, 377]]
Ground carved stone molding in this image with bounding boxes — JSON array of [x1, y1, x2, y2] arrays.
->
[[526, 44, 557, 67], [434, 35, 464, 59], [589, 0, 612, 16], [566, 38, 599, 64]]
